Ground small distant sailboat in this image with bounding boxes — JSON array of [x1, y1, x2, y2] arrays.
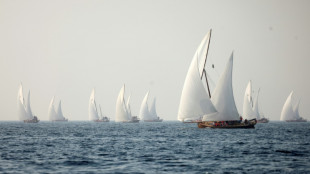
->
[[48, 96, 68, 122], [17, 83, 39, 123], [280, 91, 307, 122], [98, 104, 110, 122], [139, 92, 163, 122], [242, 81, 269, 123], [178, 29, 256, 128], [115, 85, 139, 123], [253, 88, 269, 123], [88, 89, 109, 122]]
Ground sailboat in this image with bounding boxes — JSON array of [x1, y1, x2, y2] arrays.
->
[[115, 85, 139, 123], [88, 89, 109, 122], [139, 92, 163, 122], [242, 81, 269, 123], [17, 83, 39, 123], [48, 96, 68, 121], [178, 29, 256, 128], [98, 104, 110, 122], [253, 88, 269, 123], [280, 91, 307, 122]]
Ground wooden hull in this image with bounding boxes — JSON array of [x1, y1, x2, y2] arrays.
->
[[182, 120, 202, 123], [198, 120, 256, 129]]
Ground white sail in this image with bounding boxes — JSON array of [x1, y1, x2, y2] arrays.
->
[[178, 32, 217, 121], [115, 85, 130, 122], [293, 100, 301, 119], [242, 81, 256, 119], [139, 91, 153, 121], [280, 91, 296, 121], [126, 95, 132, 119], [17, 84, 29, 120], [88, 89, 99, 121], [203, 52, 240, 121], [57, 101, 66, 120], [48, 96, 58, 121], [26, 90, 34, 119], [253, 88, 261, 119], [149, 98, 158, 119]]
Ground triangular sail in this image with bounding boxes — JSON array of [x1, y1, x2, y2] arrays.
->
[[253, 88, 261, 119], [242, 81, 256, 119], [88, 89, 99, 121], [26, 90, 34, 119], [48, 96, 58, 121], [17, 84, 29, 120], [115, 85, 130, 122], [280, 91, 296, 121], [126, 95, 132, 119], [139, 91, 152, 120], [149, 98, 158, 119], [57, 101, 66, 120], [178, 32, 217, 121], [293, 100, 301, 119], [203, 52, 240, 121]]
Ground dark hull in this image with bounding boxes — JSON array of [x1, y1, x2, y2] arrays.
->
[[24, 119, 39, 123], [127, 120, 140, 123], [257, 118, 269, 123], [198, 120, 256, 129], [144, 119, 163, 122], [94, 120, 109, 122]]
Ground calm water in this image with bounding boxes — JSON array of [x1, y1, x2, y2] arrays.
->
[[0, 121, 309, 173]]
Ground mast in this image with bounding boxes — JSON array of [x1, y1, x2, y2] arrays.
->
[[200, 29, 212, 98]]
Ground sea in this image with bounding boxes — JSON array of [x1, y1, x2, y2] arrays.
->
[[0, 121, 309, 173]]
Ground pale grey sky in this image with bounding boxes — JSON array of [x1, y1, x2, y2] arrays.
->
[[0, 0, 309, 121]]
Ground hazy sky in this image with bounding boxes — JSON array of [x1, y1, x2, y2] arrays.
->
[[1, 0, 309, 121]]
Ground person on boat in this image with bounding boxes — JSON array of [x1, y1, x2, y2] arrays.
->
[[244, 119, 248, 124], [239, 116, 243, 123]]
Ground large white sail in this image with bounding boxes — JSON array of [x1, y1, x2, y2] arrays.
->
[[139, 91, 153, 121], [115, 85, 130, 122], [203, 52, 240, 121], [280, 91, 296, 121], [253, 88, 261, 119], [17, 84, 30, 120], [26, 90, 34, 119], [57, 101, 66, 120], [178, 32, 217, 121], [48, 96, 58, 121], [149, 98, 158, 119], [89, 89, 99, 121], [242, 81, 256, 120]]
